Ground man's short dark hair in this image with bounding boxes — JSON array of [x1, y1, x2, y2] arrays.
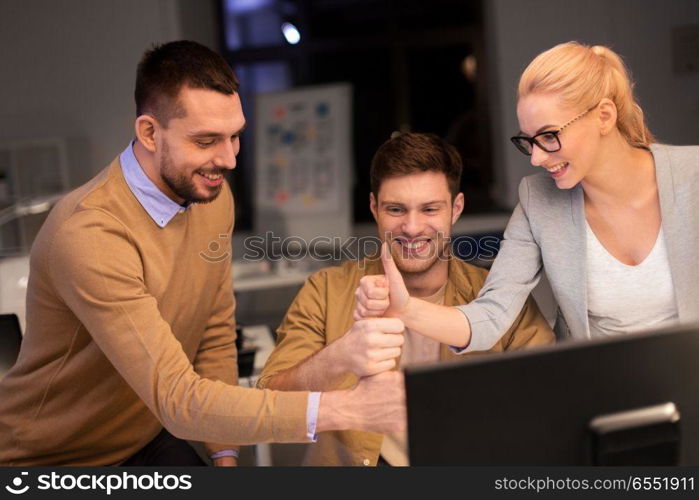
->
[[370, 132, 463, 199], [135, 40, 239, 126]]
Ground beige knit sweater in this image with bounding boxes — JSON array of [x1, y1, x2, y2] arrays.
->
[[0, 157, 310, 465]]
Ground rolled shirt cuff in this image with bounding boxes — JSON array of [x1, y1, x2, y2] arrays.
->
[[306, 392, 321, 442], [209, 449, 239, 460]]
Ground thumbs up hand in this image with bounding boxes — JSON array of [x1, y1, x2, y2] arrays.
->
[[353, 242, 410, 321]]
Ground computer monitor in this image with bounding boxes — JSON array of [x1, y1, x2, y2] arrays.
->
[[405, 324, 699, 465], [0, 313, 22, 379]]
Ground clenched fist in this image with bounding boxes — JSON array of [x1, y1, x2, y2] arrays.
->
[[332, 317, 405, 377]]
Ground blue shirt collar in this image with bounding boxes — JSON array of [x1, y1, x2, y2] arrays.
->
[[120, 141, 188, 228]]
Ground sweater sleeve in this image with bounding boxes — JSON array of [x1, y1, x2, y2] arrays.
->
[[191, 186, 240, 456], [455, 177, 544, 352], [256, 271, 330, 389], [48, 208, 311, 445]]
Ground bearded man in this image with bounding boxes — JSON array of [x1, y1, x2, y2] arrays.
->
[[0, 41, 406, 466]]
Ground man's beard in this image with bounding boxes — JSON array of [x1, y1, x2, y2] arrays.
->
[[160, 142, 224, 204]]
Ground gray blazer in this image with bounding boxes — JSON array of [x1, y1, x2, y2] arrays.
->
[[458, 143, 699, 351]]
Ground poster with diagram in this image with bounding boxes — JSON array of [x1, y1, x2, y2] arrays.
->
[[255, 84, 352, 241]]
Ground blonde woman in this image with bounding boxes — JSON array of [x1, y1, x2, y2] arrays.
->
[[354, 41, 699, 352]]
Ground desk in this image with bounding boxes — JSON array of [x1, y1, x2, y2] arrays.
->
[[234, 271, 310, 293]]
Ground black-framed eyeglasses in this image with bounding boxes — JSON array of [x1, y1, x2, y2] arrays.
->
[[510, 103, 598, 156]]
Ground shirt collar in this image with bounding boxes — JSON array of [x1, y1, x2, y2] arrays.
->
[[120, 141, 188, 228]]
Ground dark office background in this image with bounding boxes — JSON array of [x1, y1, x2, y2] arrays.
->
[[0, 0, 697, 240], [218, 0, 495, 230]]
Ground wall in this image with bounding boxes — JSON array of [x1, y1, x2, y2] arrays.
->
[[0, 0, 217, 186], [485, 0, 699, 207]]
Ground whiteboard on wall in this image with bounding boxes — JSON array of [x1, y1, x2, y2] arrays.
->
[[254, 83, 353, 244]]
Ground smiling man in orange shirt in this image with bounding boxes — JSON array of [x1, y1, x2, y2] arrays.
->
[[258, 132, 554, 466]]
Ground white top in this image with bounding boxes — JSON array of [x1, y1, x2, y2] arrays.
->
[[586, 221, 679, 338]]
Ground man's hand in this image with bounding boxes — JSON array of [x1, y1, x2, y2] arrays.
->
[[354, 242, 410, 320], [317, 371, 407, 434], [261, 314, 404, 392], [331, 317, 405, 377]]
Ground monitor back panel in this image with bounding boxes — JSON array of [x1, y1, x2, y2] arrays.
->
[[406, 326, 699, 465]]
